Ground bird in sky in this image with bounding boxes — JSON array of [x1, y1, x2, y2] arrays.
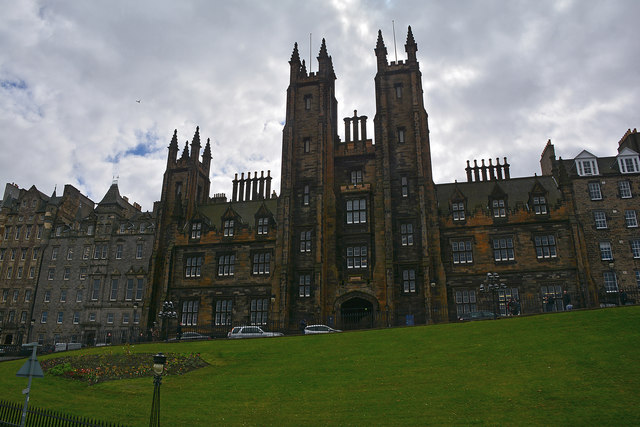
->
[[136, 100, 141, 103]]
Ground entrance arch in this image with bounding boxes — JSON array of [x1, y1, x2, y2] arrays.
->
[[340, 297, 374, 330]]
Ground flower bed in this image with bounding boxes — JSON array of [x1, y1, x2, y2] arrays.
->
[[40, 348, 208, 385]]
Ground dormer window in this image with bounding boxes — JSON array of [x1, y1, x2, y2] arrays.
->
[[533, 196, 547, 215], [223, 220, 234, 237], [617, 148, 640, 173], [452, 202, 465, 221], [576, 158, 599, 176], [351, 170, 363, 185], [191, 222, 202, 239], [257, 217, 269, 235], [492, 199, 506, 218], [620, 157, 639, 173]]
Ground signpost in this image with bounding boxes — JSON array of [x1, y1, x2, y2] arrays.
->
[[15, 342, 43, 427]]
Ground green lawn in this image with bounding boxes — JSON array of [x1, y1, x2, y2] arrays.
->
[[2, 307, 639, 426]]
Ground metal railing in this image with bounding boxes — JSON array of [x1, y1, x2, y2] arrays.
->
[[0, 399, 127, 427]]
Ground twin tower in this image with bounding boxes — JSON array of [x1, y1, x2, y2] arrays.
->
[[150, 27, 446, 331]]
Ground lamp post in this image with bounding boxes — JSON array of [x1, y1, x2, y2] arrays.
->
[[26, 319, 35, 344], [479, 273, 507, 319], [157, 301, 177, 341], [130, 303, 139, 343], [148, 352, 166, 427]]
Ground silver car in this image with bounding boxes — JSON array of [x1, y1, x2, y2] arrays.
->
[[227, 326, 284, 339], [304, 325, 342, 334]]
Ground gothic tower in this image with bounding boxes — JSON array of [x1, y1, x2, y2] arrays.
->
[[274, 40, 340, 328], [373, 27, 447, 324], [145, 127, 212, 327]]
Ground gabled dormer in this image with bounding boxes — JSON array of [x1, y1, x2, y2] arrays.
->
[[529, 180, 549, 215], [255, 203, 275, 236], [450, 185, 467, 222], [188, 211, 211, 241], [221, 206, 240, 237], [574, 150, 599, 176], [617, 147, 640, 174], [489, 184, 508, 220]]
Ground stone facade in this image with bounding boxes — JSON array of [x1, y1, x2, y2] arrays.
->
[[1, 29, 638, 346], [28, 183, 154, 346], [542, 129, 640, 307], [0, 184, 93, 345]]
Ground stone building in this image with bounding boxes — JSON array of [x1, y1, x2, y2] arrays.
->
[[3, 29, 638, 344], [148, 27, 446, 334], [30, 182, 154, 346], [541, 128, 640, 307], [436, 159, 582, 320], [0, 183, 93, 345]]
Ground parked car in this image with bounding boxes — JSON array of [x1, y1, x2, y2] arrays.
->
[[458, 311, 496, 322], [175, 332, 211, 341], [304, 325, 342, 334], [227, 326, 284, 339]]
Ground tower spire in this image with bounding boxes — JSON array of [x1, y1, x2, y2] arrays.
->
[[190, 126, 201, 163], [289, 42, 302, 82], [169, 129, 178, 150], [405, 25, 417, 63], [202, 137, 212, 173], [317, 38, 335, 79], [375, 30, 388, 70], [180, 140, 189, 161], [168, 129, 179, 166]]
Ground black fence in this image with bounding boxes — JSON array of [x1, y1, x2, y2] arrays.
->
[[0, 399, 127, 427]]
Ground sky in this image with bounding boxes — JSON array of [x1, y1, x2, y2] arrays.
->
[[1, 0, 639, 211]]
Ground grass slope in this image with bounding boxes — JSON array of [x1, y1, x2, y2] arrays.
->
[[1, 307, 639, 426]]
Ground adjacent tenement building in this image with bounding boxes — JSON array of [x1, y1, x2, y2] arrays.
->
[[0, 184, 93, 345], [30, 183, 154, 346], [541, 128, 640, 307]]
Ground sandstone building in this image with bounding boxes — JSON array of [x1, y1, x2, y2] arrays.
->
[[1, 28, 638, 346]]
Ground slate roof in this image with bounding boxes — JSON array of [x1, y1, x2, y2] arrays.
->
[[197, 198, 278, 229], [435, 175, 562, 214]]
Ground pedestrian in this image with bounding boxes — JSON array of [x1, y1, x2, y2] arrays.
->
[[562, 290, 572, 311], [299, 318, 307, 334], [176, 322, 183, 340]]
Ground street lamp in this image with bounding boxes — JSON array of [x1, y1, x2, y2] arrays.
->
[[158, 301, 177, 341], [479, 273, 507, 319], [130, 303, 139, 343], [148, 352, 166, 427]]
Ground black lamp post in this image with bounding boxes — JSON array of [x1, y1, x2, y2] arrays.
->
[[149, 352, 166, 427], [158, 301, 177, 341], [130, 303, 139, 343], [479, 273, 507, 319]]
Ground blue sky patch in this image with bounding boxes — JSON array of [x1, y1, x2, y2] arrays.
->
[[0, 79, 28, 90]]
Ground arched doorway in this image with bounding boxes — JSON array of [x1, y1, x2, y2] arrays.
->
[[340, 297, 374, 330], [4, 334, 13, 345]]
